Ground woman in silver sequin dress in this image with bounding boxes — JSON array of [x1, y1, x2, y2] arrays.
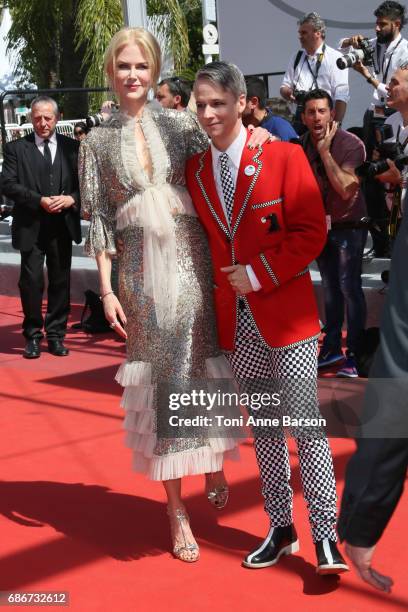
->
[[79, 28, 241, 563]]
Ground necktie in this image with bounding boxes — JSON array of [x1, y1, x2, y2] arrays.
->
[[219, 152, 235, 227], [43, 139, 52, 167]]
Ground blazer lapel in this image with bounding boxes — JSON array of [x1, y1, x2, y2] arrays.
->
[[231, 133, 263, 238], [57, 134, 69, 192], [195, 147, 230, 238], [23, 134, 43, 193]]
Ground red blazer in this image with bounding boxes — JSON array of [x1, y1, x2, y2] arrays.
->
[[186, 131, 327, 352]]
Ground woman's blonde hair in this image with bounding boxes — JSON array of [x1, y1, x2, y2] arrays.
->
[[104, 27, 162, 91]]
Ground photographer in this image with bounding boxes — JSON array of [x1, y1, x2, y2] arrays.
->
[[281, 12, 349, 134], [339, 3, 408, 256], [340, 2, 408, 151], [300, 89, 367, 378], [378, 64, 408, 233]]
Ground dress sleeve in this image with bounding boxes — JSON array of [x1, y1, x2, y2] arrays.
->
[[183, 112, 209, 158], [78, 139, 116, 257]]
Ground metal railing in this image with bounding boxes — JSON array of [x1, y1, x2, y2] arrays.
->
[[0, 86, 109, 154], [4, 119, 86, 144]]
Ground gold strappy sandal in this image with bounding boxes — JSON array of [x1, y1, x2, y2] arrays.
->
[[167, 507, 200, 563], [206, 473, 229, 510]]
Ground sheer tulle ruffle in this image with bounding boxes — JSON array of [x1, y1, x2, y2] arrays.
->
[[115, 356, 240, 481]]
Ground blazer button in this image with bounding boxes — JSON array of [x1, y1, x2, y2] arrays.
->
[[261, 217, 266, 223]]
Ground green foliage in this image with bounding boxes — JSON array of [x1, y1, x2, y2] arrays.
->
[[5, 0, 63, 88], [3, 0, 204, 111], [74, 0, 123, 109]]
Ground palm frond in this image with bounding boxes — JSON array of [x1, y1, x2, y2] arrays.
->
[[75, 0, 123, 88], [147, 0, 191, 73]]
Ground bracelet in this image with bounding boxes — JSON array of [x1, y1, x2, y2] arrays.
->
[[99, 291, 114, 301], [366, 75, 374, 84]]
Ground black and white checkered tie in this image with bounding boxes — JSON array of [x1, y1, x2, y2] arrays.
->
[[219, 152, 235, 227]]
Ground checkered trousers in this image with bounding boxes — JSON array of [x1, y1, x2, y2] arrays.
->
[[227, 305, 338, 543]]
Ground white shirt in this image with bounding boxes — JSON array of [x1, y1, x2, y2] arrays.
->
[[339, 34, 408, 111], [281, 43, 350, 109], [34, 131, 57, 163], [211, 124, 261, 291], [384, 110, 408, 213]]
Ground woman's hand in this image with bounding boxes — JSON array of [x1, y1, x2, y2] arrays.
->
[[102, 293, 127, 338], [247, 125, 276, 149]]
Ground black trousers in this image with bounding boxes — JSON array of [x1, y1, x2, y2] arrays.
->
[[18, 220, 72, 340], [338, 437, 408, 547]]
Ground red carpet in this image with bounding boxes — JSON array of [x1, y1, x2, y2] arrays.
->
[[0, 295, 407, 611]]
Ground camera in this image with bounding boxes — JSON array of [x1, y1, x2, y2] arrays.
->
[[337, 37, 374, 70], [293, 89, 307, 104], [85, 103, 119, 129], [356, 124, 408, 178], [85, 113, 104, 128]]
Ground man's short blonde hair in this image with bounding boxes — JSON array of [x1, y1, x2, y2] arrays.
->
[[104, 27, 162, 90]]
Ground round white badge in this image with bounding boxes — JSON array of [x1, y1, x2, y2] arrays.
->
[[244, 165, 256, 176]]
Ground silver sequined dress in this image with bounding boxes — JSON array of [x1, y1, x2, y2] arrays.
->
[[79, 106, 238, 480]]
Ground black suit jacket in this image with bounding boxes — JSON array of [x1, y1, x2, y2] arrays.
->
[[1, 132, 81, 250], [338, 211, 408, 546]]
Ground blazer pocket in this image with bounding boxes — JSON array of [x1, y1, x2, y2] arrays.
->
[[252, 201, 284, 234], [251, 197, 284, 210]]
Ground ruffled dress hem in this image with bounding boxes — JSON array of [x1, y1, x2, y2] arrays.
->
[[115, 356, 241, 481]]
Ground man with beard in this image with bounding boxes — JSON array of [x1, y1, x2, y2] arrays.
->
[[341, 1, 408, 128], [300, 89, 367, 377], [340, 2, 408, 255]]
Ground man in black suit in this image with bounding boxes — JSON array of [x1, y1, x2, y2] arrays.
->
[[338, 157, 408, 593], [1, 96, 81, 358]]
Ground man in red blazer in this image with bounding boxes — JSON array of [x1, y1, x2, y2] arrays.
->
[[186, 61, 348, 574]]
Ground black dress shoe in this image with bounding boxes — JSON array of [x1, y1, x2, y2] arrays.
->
[[47, 339, 69, 356], [23, 339, 41, 359], [242, 524, 299, 568], [315, 539, 349, 575]]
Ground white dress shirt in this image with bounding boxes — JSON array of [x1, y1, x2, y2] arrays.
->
[[281, 43, 350, 111], [384, 110, 408, 213], [339, 34, 408, 111], [211, 124, 261, 291], [34, 131, 57, 163]]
